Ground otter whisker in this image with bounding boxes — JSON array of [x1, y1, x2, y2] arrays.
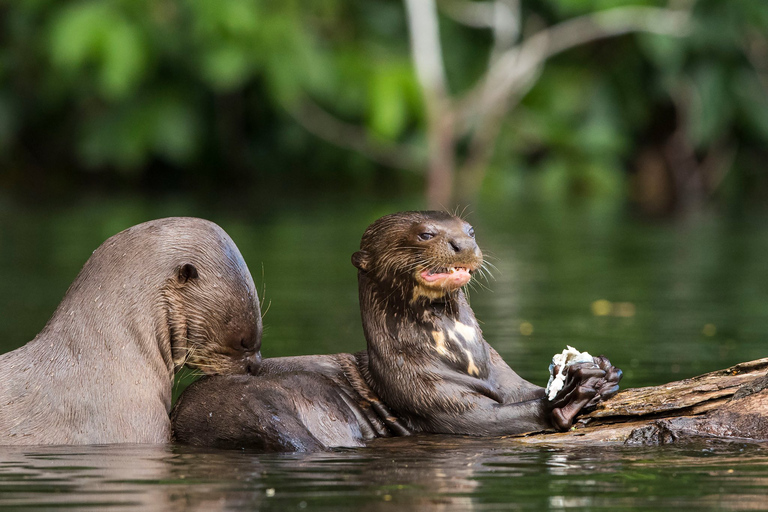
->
[[261, 299, 272, 320], [456, 205, 473, 220], [475, 261, 496, 282], [186, 362, 221, 371], [467, 279, 492, 294], [475, 265, 494, 284], [172, 342, 197, 368], [185, 367, 206, 378], [479, 261, 496, 275], [172, 366, 205, 386], [259, 263, 271, 320]]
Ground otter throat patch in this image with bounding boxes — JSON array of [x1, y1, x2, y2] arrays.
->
[[448, 321, 477, 345], [431, 322, 482, 376]]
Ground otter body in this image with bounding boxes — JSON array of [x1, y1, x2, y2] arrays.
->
[[172, 354, 408, 451], [171, 210, 621, 451], [0, 218, 261, 445], [351, 211, 622, 435]]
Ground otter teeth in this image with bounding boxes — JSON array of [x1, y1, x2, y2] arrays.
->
[[429, 266, 468, 275]]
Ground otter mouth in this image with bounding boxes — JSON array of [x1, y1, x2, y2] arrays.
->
[[419, 266, 473, 289]]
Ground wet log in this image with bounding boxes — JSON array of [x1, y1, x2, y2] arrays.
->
[[515, 358, 768, 446]]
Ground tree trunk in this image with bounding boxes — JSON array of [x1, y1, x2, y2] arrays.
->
[[426, 106, 456, 209], [513, 358, 768, 446]]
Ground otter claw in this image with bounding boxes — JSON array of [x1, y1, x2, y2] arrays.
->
[[549, 356, 623, 430]]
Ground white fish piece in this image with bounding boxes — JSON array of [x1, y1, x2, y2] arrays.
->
[[545, 346, 594, 401]]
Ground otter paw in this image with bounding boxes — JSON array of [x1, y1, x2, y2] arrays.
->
[[549, 362, 606, 431], [585, 355, 623, 407]]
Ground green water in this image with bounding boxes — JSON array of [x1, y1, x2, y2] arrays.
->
[[0, 441, 766, 511], [0, 194, 767, 510]]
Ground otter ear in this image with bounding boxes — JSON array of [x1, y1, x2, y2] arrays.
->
[[351, 250, 370, 271], [177, 263, 199, 284]]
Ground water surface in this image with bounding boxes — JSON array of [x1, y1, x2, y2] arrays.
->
[[1, 439, 766, 511]]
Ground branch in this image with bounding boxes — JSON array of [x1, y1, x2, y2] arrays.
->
[[404, 0, 457, 208], [438, 0, 497, 28], [460, 6, 692, 131], [439, 0, 521, 56], [533, 6, 689, 62], [451, 5, 691, 204], [490, 0, 522, 58], [404, 0, 449, 100], [286, 98, 423, 172]]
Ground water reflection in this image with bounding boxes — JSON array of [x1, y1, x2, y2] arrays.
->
[[0, 435, 767, 510], [0, 445, 179, 509], [173, 437, 488, 511]]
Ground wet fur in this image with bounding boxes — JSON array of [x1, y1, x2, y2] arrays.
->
[[171, 211, 621, 451], [352, 211, 621, 435], [172, 354, 408, 450], [0, 218, 261, 445]]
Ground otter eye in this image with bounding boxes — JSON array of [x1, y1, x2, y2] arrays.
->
[[418, 232, 435, 241], [468, 227, 475, 238], [240, 338, 249, 350]]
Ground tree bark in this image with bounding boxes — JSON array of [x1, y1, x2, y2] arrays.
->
[[512, 358, 768, 446], [404, 0, 456, 209]]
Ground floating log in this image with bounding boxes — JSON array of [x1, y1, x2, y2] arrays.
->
[[515, 358, 768, 446]]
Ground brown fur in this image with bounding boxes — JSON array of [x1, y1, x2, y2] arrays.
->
[[171, 354, 408, 451], [352, 211, 622, 435], [0, 217, 261, 445], [171, 210, 621, 451]]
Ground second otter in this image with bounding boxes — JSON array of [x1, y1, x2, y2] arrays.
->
[[0, 217, 261, 445]]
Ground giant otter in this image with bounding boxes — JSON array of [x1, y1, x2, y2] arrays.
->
[[172, 211, 621, 450], [0, 217, 261, 445], [351, 210, 622, 435]]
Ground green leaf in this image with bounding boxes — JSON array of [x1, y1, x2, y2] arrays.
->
[[99, 19, 147, 99], [48, 2, 147, 100], [48, 2, 107, 70], [583, 160, 625, 198], [689, 64, 732, 148], [368, 65, 408, 140], [200, 44, 252, 91]]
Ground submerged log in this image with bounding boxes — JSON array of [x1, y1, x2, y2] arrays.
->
[[515, 358, 768, 446]]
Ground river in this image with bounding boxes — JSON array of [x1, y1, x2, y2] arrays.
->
[[1, 194, 766, 510]]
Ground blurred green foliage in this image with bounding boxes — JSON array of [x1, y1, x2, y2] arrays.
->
[[1, 0, 767, 211]]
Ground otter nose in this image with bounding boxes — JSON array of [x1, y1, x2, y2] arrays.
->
[[449, 237, 477, 253], [245, 351, 262, 376]]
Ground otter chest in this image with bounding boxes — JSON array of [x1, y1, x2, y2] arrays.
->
[[427, 318, 488, 378]]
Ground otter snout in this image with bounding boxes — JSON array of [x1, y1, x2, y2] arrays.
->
[[448, 237, 479, 256], [245, 351, 262, 376]]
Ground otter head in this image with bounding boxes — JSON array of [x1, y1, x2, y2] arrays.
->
[[352, 211, 483, 302], [160, 220, 262, 376]]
